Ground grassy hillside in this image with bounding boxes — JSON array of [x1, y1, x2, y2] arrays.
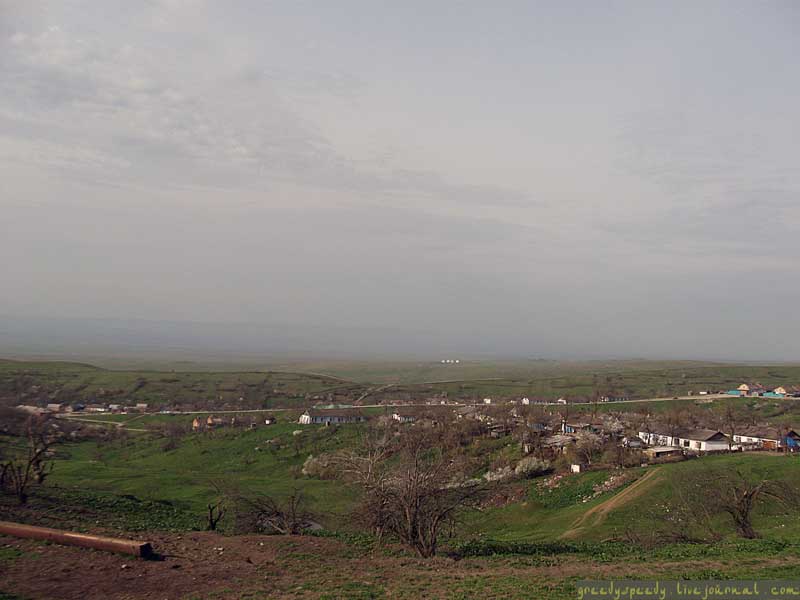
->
[[12, 421, 800, 547], [40, 422, 362, 531], [0, 359, 363, 410], [474, 454, 800, 543], [6, 358, 800, 409]]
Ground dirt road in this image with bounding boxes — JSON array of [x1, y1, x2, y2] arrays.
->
[[560, 467, 663, 540]]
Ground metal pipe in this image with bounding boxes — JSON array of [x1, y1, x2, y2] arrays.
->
[[0, 521, 154, 558]]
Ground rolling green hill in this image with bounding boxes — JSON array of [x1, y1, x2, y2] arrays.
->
[[6, 357, 800, 409], [0, 359, 364, 410]]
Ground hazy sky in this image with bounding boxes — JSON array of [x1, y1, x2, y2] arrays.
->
[[2, 1, 799, 360]]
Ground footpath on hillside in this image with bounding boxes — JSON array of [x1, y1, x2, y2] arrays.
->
[[560, 467, 663, 540]]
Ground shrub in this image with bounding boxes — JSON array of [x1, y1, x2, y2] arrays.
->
[[301, 454, 338, 479], [514, 456, 551, 478], [483, 465, 514, 482]]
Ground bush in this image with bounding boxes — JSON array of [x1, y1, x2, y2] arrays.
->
[[483, 465, 514, 482], [301, 454, 338, 479], [514, 456, 551, 478]]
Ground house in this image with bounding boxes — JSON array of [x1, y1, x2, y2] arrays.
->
[[542, 433, 576, 453], [733, 428, 800, 451], [483, 398, 492, 405], [621, 436, 645, 449], [455, 405, 493, 423], [392, 411, 417, 424], [767, 386, 800, 398], [556, 397, 567, 405], [134, 403, 149, 412], [393, 407, 452, 426], [206, 415, 225, 428], [488, 423, 511, 438], [108, 404, 122, 412], [600, 395, 630, 403], [298, 408, 368, 425], [562, 421, 595, 434], [734, 383, 767, 397], [192, 417, 201, 431], [46, 403, 63, 413], [85, 404, 108, 413], [638, 428, 731, 452], [455, 405, 478, 420], [521, 397, 530, 405], [264, 416, 276, 425]]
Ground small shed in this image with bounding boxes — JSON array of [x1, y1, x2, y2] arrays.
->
[[644, 446, 682, 459]]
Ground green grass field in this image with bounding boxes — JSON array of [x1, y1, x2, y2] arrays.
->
[[41, 422, 361, 531], [12, 420, 799, 548], [472, 454, 800, 543]]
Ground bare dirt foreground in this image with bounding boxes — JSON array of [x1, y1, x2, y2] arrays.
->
[[3, 530, 800, 600], [2, 531, 335, 600]]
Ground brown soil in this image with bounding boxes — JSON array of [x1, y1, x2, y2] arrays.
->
[[2, 519, 799, 600]]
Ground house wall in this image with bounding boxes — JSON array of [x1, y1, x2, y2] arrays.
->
[[639, 431, 729, 452], [639, 432, 678, 447], [698, 439, 730, 452], [305, 415, 365, 424]]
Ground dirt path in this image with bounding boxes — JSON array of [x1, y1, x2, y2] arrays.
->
[[560, 467, 663, 540]]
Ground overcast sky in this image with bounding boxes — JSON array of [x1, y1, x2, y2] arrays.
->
[[2, 1, 799, 360]]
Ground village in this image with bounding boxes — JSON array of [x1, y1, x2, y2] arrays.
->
[[294, 388, 800, 470], [9, 378, 799, 495], [15, 381, 800, 463]]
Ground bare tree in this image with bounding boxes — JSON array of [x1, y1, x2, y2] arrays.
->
[[206, 498, 226, 531], [664, 407, 685, 439], [714, 470, 798, 539], [574, 431, 603, 465], [655, 466, 798, 541], [238, 490, 315, 534], [1, 416, 58, 504], [717, 403, 741, 451], [339, 429, 486, 557]]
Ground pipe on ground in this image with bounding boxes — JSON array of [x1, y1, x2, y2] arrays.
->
[[0, 521, 154, 558]]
